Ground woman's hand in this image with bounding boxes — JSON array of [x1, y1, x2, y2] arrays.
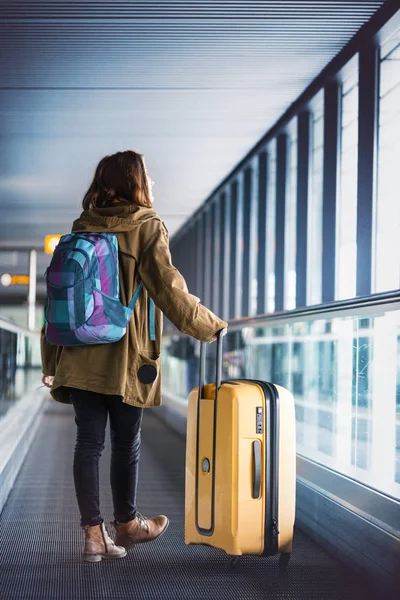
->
[[42, 374, 54, 388], [209, 327, 228, 343]]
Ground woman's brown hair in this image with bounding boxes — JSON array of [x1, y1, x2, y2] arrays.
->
[[82, 151, 152, 210]]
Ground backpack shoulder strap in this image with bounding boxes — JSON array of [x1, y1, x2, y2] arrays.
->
[[128, 281, 144, 310], [127, 281, 156, 342], [149, 297, 156, 341]]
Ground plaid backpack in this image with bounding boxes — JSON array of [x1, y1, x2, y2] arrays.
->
[[44, 232, 155, 346]]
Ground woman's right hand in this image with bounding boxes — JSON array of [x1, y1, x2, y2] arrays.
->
[[209, 327, 228, 343], [42, 374, 54, 388]]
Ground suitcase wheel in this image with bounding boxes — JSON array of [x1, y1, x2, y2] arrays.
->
[[278, 552, 291, 574]]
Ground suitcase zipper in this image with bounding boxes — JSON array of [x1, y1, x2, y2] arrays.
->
[[231, 379, 280, 556]]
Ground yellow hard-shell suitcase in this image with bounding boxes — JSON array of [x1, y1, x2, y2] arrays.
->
[[185, 332, 296, 570]]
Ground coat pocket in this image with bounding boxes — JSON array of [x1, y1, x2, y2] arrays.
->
[[131, 351, 161, 406]]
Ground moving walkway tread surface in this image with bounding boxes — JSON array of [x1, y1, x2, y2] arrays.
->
[[0, 401, 377, 600]]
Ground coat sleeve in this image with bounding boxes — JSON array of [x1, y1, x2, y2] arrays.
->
[[40, 325, 58, 376], [137, 221, 227, 343]]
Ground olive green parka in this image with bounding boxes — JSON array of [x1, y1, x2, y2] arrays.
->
[[40, 204, 227, 407]]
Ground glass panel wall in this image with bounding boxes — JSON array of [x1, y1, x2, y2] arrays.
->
[[266, 139, 277, 314], [336, 55, 359, 300], [351, 318, 373, 470], [284, 118, 298, 310], [162, 302, 400, 500], [397, 335, 400, 484], [0, 324, 41, 419], [374, 27, 400, 293], [307, 91, 324, 306]]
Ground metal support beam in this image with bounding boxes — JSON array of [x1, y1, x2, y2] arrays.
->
[[0, 246, 43, 253], [218, 192, 226, 319], [322, 81, 340, 303], [185, 229, 192, 292], [210, 201, 218, 313], [296, 111, 311, 308], [28, 250, 37, 331], [356, 42, 378, 297], [196, 215, 203, 300], [190, 228, 195, 293], [242, 166, 252, 317], [190, 224, 196, 295], [275, 133, 288, 312], [202, 211, 208, 305], [256, 151, 268, 315], [228, 180, 238, 320]]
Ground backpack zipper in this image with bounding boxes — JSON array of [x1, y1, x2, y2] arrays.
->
[[94, 234, 119, 295], [73, 233, 117, 293], [47, 246, 91, 288]]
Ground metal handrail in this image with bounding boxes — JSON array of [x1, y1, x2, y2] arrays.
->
[[163, 289, 400, 337], [2, 290, 398, 339]]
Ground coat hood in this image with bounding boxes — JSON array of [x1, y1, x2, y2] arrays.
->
[[71, 204, 159, 234]]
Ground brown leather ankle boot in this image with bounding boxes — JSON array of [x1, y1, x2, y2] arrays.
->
[[83, 522, 127, 562], [111, 513, 169, 550]]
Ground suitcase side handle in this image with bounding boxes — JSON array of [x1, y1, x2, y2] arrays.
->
[[199, 328, 226, 399], [253, 440, 262, 499]]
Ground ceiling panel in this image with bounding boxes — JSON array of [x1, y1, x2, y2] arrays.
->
[[0, 0, 387, 302]]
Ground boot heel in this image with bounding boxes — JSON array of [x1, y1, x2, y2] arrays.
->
[[83, 522, 127, 561], [83, 554, 102, 563]]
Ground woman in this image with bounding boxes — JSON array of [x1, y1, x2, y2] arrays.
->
[[41, 151, 227, 562]]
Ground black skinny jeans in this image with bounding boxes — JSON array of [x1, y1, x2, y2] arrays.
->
[[71, 388, 143, 527]]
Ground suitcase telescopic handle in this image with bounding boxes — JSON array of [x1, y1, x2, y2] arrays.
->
[[199, 328, 227, 399]]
